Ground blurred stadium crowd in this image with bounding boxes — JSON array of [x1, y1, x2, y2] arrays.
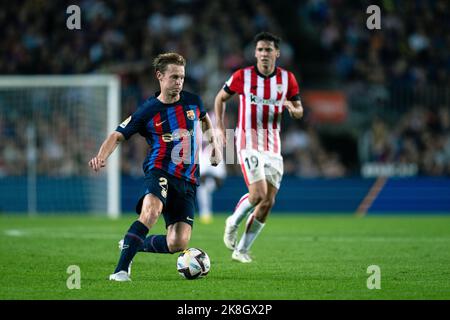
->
[[0, 0, 449, 177]]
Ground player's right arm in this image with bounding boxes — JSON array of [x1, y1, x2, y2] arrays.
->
[[214, 69, 243, 148], [214, 88, 233, 148], [89, 102, 151, 172], [89, 132, 125, 172]]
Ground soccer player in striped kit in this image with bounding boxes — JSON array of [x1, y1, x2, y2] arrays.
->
[[89, 53, 221, 281], [215, 32, 303, 263]]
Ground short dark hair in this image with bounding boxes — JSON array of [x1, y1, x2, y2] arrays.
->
[[253, 32, 281, 49], [152, 52, 186, 73]]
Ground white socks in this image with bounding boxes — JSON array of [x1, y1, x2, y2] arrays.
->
[[236, 213, 265, 253], [228, 193, 255, 226]]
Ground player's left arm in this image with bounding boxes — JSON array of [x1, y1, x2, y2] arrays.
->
[[284, 71, 303, 119], [200, 114, 222, 166], [284, 99, 304, 119]]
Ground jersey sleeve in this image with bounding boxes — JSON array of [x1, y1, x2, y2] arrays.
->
[[223, 69, 244, 95], [197, 95, 207, 119], [115, 102, 151, 140], [286, 71, 300, 101]]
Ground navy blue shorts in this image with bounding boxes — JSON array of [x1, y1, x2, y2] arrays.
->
[[135, 169, 197, 228]]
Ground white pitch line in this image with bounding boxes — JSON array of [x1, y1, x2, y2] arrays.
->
[[3, 229, 119, 240], [275, 236, 450, 243], [4, 230, 450, 243], [4, 229, 26, 237]]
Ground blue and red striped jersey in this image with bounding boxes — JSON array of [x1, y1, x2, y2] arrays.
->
[[116, 91, 206, 185]]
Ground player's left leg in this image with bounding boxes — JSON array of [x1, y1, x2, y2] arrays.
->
[[166, 221, 192, 253], [140, 221, 191, 253], [117, 222, 191, 278], [134, 223, 191, 254]]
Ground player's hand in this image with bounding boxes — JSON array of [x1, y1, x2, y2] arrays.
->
[[210, 145, 222, 167], [283, 100, 294, 115], [88, 156, 106, 172], [283, 100, 303, 119], [216, 128, 226, 149]]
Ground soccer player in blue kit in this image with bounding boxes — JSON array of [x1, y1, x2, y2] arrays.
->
[[89, 53, 222, 281]]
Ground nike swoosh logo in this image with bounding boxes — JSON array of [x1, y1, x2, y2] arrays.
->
[[186, 217, 194, 221], [155, 120, 166, 127]]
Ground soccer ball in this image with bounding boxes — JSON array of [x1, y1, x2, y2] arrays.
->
[[177, 248, 210, 280]]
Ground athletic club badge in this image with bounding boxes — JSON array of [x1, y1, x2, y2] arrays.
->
[[277, 84, 283, 94]]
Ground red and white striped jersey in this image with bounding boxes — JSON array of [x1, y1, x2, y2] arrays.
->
[[224, 65, 300, 155]]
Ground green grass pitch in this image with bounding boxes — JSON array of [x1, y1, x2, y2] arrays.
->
[[0, 214, 449, 300]]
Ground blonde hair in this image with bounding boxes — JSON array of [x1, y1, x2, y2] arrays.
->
[[152, 52, 186, 73]]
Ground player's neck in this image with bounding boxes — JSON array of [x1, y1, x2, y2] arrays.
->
[[157, 92, 180, 104], [256, 63, 275, 77]]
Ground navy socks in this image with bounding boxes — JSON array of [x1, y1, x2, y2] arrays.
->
[[114, 221, 149, 273], [141, 235, 171, 253]]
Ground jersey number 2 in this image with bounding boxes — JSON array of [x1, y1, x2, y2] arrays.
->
[[159, 177, 168, 198]]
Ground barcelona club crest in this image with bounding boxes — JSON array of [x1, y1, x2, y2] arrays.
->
[[186, 110, 195, 120]]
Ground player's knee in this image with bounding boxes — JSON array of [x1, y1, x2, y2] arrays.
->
[[167, 231, 190, 253], [167, 236, 189, 253]]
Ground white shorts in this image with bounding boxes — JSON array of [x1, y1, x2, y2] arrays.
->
[[238, 149, 284, 189]]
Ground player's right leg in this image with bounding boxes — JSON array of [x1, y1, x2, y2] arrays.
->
[[224, 180, 268, 250], [110, 194, 162, 281], [110, 171, 167, 281], [233, 182, 277, 263], [233, 154, 283, 263], [224, 149, 267, 250]]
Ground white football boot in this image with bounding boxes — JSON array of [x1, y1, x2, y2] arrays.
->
[[223, 217, 239, 250], [109, 270, 131, 282], [232, 250, 252, 263]]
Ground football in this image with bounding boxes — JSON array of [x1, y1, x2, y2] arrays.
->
[[177, 248, 210, 280]]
